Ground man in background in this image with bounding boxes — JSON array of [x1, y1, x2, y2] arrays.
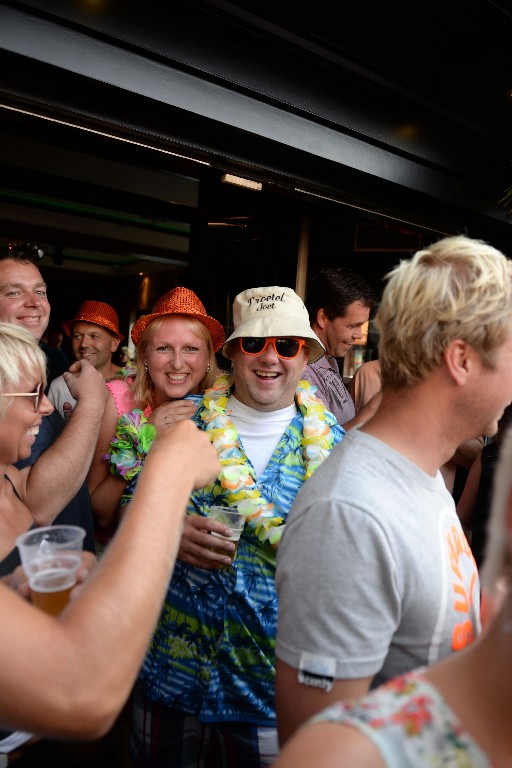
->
[[303, 266, 378, 427], [6, 244, 70, 390], [48, 300, 123, 418], [0, 243, 107, 553]]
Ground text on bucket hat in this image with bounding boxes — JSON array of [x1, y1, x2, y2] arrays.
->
[[130, 286, 225, 351], [61, 301, 124, 341], [222, 286, 324, 362]]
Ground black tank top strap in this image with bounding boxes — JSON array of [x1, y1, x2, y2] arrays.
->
[[4, 472, 23, 501]]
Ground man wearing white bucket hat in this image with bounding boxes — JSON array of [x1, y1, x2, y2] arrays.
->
[[119, 286, 344, 767]]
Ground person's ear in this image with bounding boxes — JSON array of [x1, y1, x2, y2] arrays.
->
[[444, 339, 472, 385], [111, 337, 121, 354], [316, 308, 328, 330]]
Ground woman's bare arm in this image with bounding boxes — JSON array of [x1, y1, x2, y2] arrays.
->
[[0, 420, 220, 739]]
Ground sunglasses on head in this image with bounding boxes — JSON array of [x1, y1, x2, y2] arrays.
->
[[239, 337, 306, 360], [3, 381, 44, 412]]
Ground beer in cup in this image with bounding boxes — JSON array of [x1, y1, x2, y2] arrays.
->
[[16, 525, 86, 615]]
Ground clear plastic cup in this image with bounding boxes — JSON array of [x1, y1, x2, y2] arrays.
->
[[208, 506, 245, 562], [16, 525, 86, 615]]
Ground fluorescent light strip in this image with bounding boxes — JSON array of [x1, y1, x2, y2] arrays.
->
[[221, 173, 262, 191], [0, 103, 211, 166]]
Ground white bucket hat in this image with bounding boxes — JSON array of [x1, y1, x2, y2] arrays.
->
[[222, 286, 325, 363]]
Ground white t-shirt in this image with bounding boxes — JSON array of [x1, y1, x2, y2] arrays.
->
[[47, 374, 76, 418], [228, 395, 297, 478]]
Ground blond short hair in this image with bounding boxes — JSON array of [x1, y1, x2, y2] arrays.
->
[[377, 235, 512, 388], [0, 322, 47, 420]]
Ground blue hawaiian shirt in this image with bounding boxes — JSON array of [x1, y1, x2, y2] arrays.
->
[[121, 404, 344, 725]]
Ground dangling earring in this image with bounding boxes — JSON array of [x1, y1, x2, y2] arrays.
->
[[144, 362, 148, 372], [206, 363, 210, 373]]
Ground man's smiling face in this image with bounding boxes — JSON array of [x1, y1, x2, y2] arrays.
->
[[231, 338, 309, 412], [71, 321, 119, 373], [0, 259, 50, 341]]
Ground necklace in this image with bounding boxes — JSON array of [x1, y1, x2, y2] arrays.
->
[[198, 374, 337, 547], [106, 409, 157, 481], [107, 374, 339, 547]]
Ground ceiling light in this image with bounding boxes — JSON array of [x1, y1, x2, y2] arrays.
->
[[208, 221, 246, 228], [221, 173, 262, 191]]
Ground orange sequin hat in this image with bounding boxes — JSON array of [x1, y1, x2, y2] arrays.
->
[[61, 300, 124, 340], [131, 287, 225, 351]]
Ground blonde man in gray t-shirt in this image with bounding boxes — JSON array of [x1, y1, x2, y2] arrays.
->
[[276, 234, 512, 747]]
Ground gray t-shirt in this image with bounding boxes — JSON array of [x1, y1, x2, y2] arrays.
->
[[275, 429, 480, 689]]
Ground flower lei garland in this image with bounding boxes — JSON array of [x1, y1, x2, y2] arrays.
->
[[198, 374, 337, 548], [106, 410, 156, 481], [106, 374, 338, 547]]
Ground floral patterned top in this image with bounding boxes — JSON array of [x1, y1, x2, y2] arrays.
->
[[310, 668, 491, 767]]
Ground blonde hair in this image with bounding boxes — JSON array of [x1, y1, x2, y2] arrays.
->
[[0, 322, 47, 420], [377, 235, 512, 388], [131, 316, 218, 410]]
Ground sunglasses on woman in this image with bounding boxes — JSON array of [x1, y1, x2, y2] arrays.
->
[[3, 382, 44, 412], [239, 337, 306, 360]]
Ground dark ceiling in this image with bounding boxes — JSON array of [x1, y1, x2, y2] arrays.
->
[[0, 0, 511, 290], [225, 0, 512, 146]]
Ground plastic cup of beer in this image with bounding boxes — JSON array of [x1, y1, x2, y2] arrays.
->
[[16, 525, 86, 615], [208, 506, 245, 563]]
